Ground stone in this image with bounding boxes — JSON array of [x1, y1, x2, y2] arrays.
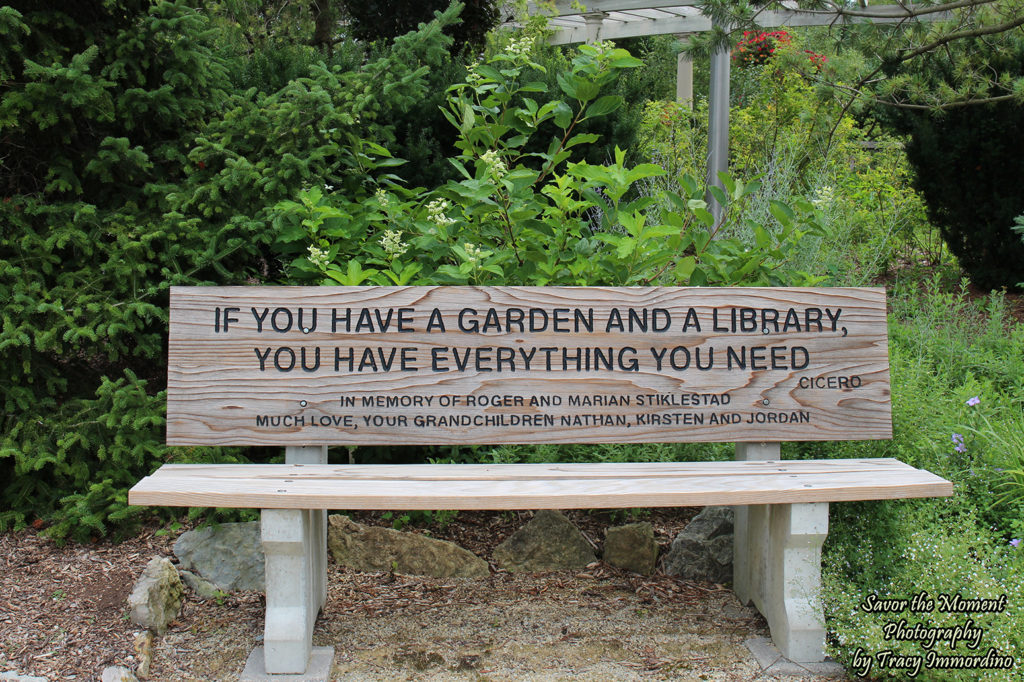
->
[[492, 510, 595, 572], [603, 522, 659, 575], [127, 556, 183, 635], [133, 630, 155, 679], [174, 521, 264, 592], [0, 673, 50, 682], [663, 506, 734, 584], [179, 569, 222, 600], [101, 667, 139, 682], [327, 515, 488, 578], [240, 646, 334, 682]]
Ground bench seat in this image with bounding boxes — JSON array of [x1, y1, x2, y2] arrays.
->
[[128, 458, 951, 510], [129, 456, 952, 675]]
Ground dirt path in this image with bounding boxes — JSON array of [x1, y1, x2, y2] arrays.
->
[[0, 512, 850, 681]]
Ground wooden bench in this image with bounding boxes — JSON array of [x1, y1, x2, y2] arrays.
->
[[140, 285, 954, 676], [129, 448, 953, 675]]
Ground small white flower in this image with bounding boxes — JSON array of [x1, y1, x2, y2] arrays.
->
[[480, 150, 508, 180], [375, 188, 390, 210], [462, 242, 488, 264], [811, 185, 834, 208], [379, 230, 408, 258], [426, 199, 455, 227], [466, 61, 484, 86], [505, 35, 533, 61], [307, 245, 329, 269], [324, 184, 334, 191]]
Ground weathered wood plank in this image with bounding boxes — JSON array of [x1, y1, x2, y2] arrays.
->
[[128, 460, 952, 510], [139, 458, 922, 481], [167, 286, 891, 445]]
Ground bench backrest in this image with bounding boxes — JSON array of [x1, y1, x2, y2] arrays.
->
[[166, 286, 890, 447]]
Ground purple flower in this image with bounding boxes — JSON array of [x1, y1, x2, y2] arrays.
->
[[967, 396, 980, 406], [952, 433, 966, 454], [1011, 539, 1021, 548]]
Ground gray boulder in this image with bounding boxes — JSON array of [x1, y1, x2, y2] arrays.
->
[[128, 556, 183, 634], [174, 521, 264, 592], [603, 522, 659, 575], [0, 673, 50, 682], [492, 510, 596, 572], [663, 506, 734, 584], [327, 515, 488, 578], [100, 667, 139, 682], [179, 569, 222, 600]]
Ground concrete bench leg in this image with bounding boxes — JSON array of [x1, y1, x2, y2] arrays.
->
[[255, 446, 330, 676], [736, 502, 829, 663], [734, 443, 829, 663], [262, 509, 319, 673]]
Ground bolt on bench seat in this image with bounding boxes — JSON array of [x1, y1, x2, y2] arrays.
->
[[129, 455, 952, 673]]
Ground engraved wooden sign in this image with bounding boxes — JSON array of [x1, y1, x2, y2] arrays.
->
[[166, 286, 891, 445]]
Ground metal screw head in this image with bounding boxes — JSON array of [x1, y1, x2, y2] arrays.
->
[[300, 400, 308, 407], [303, 328, 310, 334], [762, 328, 770, 335], [762, 399, 770, 406]]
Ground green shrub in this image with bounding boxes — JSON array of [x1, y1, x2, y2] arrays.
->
[[0, 2, 459, 540], [274, 38, 826, 290], [873, 35, 1024, 291], [791, 282, 1024, 678]]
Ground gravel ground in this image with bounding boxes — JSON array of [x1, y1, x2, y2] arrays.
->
[[0, 510, 851, 681]]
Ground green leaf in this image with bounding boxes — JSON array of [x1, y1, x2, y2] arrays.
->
[[674, 256, 696, 282], [552, 101, 574, 129], [585, 95, 622, 118], [769, 200, 795, 227]]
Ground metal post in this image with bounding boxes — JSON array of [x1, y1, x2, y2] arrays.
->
[[676, 34, 693, 108], [707, 22, 731, 228]]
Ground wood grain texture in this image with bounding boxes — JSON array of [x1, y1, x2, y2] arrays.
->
[[166, 286, 891, 445], [129, 459, 952, 510]]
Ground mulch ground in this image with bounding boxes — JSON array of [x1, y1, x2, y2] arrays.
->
[[0, 509, 848, 681]]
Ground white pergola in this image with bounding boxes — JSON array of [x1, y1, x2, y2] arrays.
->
[[504, 0, 947, 219]]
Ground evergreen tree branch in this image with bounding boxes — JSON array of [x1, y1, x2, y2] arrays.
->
[[897, 13, 1024, 62], [807, 0, 998, 20]]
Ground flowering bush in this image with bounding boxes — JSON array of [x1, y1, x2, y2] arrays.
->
[[271, 35, 825, 288], [733, 30, 791, 67], [732, 30, 827, 71]]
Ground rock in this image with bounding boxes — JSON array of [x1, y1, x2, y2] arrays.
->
[[127, 556, 183, 635], [663, 506, 734, 584], [179, 569, 222, 601], [133, 630, 155, 679], [603, 522, 659, 575], [492, 510, 596, 572], [0, 672, 50, 682], [327, 515, 488, 578], [174, 521, 264, 592], [101, 667, 139, 682]]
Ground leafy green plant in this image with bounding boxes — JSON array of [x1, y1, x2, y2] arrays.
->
[[0, 2, 461, 540], [275, 37, 825, 290]]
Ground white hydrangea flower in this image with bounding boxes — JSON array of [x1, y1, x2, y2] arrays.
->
[[426, 198, 455, 227], [506, 35, 533, 61], [466, 61, 484, 86], [307, 245, 329, 269], [379, 229, 408, 258], [480, 149, 508, 180], [811, 185, 835, 208], [463, 242, 487, 264]]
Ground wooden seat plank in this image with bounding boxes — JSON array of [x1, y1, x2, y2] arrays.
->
[[129, 460, 952, 510]]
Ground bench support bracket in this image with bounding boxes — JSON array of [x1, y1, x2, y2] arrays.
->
[[734, 443, 829, 663], [260, 446, 330, 675]]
